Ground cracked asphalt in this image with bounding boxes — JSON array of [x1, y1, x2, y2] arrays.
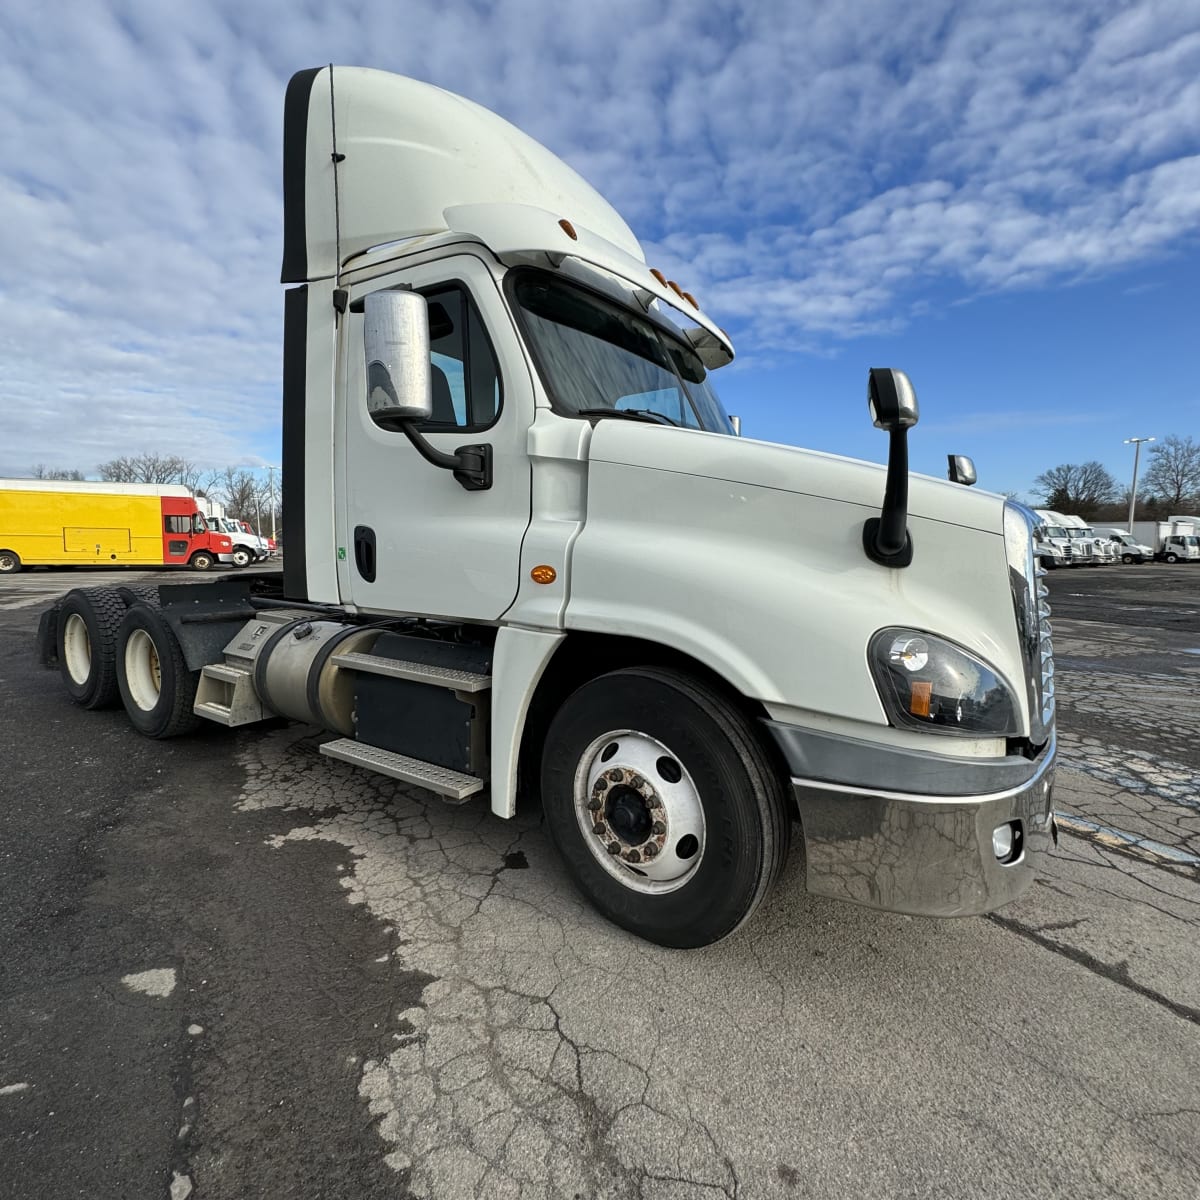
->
[[1, 565, 1198, 1199]]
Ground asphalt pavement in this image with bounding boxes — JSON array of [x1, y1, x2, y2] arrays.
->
[[1, 564, 1198, 1200]]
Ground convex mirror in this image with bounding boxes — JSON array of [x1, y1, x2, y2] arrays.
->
[[364, 289, 433, 423]]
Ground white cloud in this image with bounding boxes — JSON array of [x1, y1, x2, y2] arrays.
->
[[0, 0, 1197, 473]]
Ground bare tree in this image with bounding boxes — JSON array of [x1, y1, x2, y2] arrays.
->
[[1033, 461, 1118, 513], [214, 468, 264, 524], [97, 453, 201, 488], [1143, 435, 1200, 511], [32, 464, 85, 480]]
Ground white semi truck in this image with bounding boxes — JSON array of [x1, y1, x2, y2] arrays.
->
[[1033, 510, 1087, 567], [35, 67, 1056, 947], [198, 498, 271, 567]]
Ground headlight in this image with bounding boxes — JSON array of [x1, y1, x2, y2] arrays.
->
[[868, 628, 1021, 737]]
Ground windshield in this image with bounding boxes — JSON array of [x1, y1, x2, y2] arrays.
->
[[1067, 529, 1092, 540], [512, 271, 734, 434], [1042, 526, 1066, 538]]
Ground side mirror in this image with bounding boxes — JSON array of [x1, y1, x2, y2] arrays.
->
[[729, 414, 742, 436], [364, 290, 433, 423], [863, 368, 917, 568], [868, 368, 918, 431], [947, 454, 977, 486]]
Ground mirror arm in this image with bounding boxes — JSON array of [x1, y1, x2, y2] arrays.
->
[[862, 427, 913, 567], [398, 421, 493, 491]]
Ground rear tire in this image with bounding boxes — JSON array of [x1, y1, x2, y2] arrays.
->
[[540, 666, 790, 948], [57, 588, 128, 709], [189, 551, 216, 571], [116, 605, 202, 738], [0, 550, 20, 574]]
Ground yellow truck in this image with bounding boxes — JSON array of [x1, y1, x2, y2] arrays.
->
[[0, 480, 232, 573]]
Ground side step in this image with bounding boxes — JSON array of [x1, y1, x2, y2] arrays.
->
[[319, 738, 484, 803], [330, 651, 491, 693]]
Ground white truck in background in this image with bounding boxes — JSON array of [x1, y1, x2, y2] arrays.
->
[[1096, 528, 1154, 564], [1132, 518, 1200, 562], [34, 67, 1057, 948], [199, 498, 270, 567], [1060, 515, 1115, 565], [1033, 510, 1086, 567]]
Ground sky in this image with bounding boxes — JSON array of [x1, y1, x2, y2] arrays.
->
[[1, 0, 1198, 502]]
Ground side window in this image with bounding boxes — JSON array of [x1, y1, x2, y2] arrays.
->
[[418, 285, 501, 431], [164, 515, 191, 534]]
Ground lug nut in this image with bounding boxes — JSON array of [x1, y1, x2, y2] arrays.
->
[[624, 849, 641, 863], [593, 822, 607, 835], [587, 797, 602, 811], [643, 844, 659, 858], [630, 775, 644, 789], [652, 820, 666, 836], [594, 778, 608, 792], [607, 841, 621, 856]]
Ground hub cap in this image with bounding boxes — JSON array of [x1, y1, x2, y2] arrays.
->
[[574, 730, 705, 894], [63, 614, 92, 685], [124, 629, 162, 712]]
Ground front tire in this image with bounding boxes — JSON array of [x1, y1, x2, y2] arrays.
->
[[116, 605, 202, 738], [231, 547, 252, 568], [189, 551, 216, 571], [541, 667, 790, 948], [1166, 553, 1179, 563]]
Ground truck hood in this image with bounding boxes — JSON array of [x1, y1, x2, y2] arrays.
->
[[587, 421, 1006, 536]]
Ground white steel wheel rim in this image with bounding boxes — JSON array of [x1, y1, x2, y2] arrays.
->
[[63, 614, 92, 685], [124, 629, 163, 712], [573, 729, 706, 895]]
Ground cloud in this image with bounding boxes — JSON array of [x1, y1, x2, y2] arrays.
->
[[0, 0, 1197, 472]]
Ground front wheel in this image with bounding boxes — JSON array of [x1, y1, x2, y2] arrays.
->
[[116, 605, 202, 738], [1166, 553, 1179, 563], [540, 667, 790, 948], [231, 547, 252, 568], [1121, 554, 1134, 564], [189, 551, 216, 571], [0, 550, 21, 574]]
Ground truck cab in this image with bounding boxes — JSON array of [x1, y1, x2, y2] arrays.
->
[[37, 67, 1057, 948], [1097, 529, 1154, 564]]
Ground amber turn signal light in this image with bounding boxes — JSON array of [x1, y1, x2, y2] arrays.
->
[[531, 565, 557, 585]]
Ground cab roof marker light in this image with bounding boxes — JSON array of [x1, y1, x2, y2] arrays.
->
[[650, 268, 668, 286]]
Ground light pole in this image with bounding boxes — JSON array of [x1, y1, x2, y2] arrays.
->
[[1123, 437, 1155, 532], [266, 464, 280, 544]]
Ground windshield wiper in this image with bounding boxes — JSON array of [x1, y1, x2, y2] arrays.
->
[[576, 407, 679, 427]]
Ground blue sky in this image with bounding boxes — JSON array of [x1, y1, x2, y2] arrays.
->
[[1, 0, 1197, 501]]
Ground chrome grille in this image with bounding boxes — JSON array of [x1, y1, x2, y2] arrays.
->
[[1004, 503, 1055, 745]]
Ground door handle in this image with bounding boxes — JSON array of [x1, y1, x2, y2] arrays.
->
[[353, 525, 377, 582]]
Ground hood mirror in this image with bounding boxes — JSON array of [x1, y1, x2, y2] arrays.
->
[[948, 455, 977, 486]]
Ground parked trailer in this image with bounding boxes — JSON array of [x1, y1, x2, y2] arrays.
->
[[0, 479, 232, 574], [35, 67, 1057, 948]]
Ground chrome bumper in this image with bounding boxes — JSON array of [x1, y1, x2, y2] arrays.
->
[[769, 724, 1056, 917]]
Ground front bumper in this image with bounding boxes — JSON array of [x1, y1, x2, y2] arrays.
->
[[767, 722, 1056, 918]]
